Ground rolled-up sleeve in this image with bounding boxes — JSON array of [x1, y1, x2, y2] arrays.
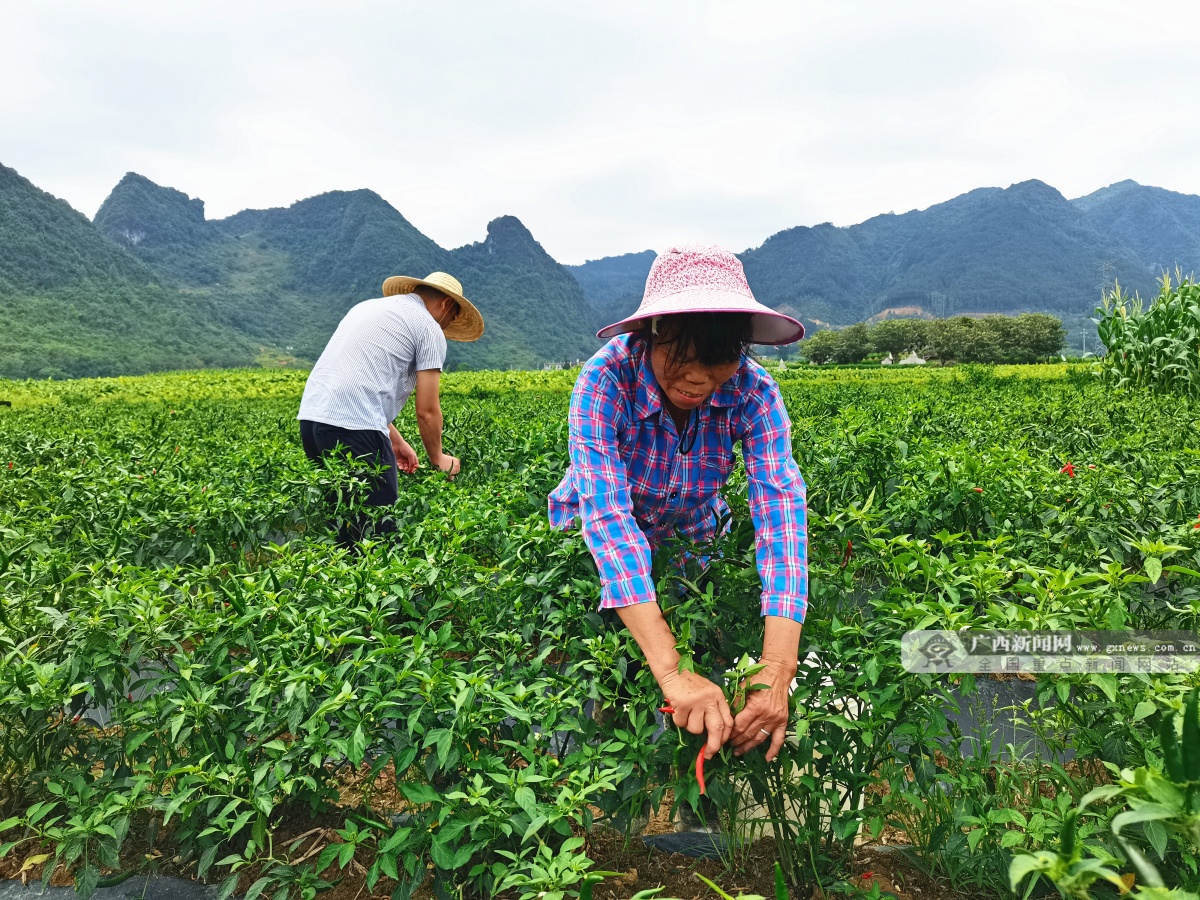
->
[[568, 371, 657, 609], [740, 379, 809, 623]]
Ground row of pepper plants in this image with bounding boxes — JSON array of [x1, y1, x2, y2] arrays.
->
[[0, 363, 1198, 898]]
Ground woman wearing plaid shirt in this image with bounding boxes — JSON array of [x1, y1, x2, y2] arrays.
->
[[549, 245, 808, 766]]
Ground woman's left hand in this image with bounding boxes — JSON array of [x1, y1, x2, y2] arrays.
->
[[731, 658, 795, 762]]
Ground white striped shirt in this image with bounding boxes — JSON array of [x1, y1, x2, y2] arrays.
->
[[297, 294, 447, 434]]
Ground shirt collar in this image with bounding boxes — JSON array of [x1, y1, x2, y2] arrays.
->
[[629, 342, 746, 420]]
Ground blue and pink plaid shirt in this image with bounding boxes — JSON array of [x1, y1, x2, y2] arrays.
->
[[548, 334, 809, 623]]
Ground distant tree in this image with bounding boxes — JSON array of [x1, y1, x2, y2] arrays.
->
[[799, 329, 839, 364], [926, 317, 992, 364], [830, 323, 871, 364], [870, 319, 927, 358], [1014, 313, 1066, 361]]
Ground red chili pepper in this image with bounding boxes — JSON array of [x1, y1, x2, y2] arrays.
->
[[695, 749, 707, 795], [659, 705, 675, 714], [973, 487, 983, 493], [840, 539, 853, 568], [1060, 463, 1076, 478]]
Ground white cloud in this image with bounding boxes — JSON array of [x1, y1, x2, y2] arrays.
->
[[3, 0, 1199, 264]]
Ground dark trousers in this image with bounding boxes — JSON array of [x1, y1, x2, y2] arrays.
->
[[299, 420, 399, 546]]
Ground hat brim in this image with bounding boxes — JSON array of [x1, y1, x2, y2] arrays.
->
[[596, 291, 804, 345], [382, 276, 485, 342]]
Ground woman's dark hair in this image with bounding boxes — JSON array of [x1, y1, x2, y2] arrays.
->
[[646, 313, 753, 368]]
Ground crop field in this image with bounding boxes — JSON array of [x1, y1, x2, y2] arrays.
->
[[1, 364, 1199, 900]]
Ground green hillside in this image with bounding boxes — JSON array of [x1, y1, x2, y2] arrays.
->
[[94, 174, 602, 370], [449, 216, 600, 369], [564, 249, 655, 331], [572, 179, 1183, 330], [1073, 179, 1200, 277], [6, 163, 1200, 379], [0, 164, 258, 379]]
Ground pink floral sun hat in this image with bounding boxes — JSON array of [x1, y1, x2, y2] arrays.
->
[[596, 244, 804, 345]]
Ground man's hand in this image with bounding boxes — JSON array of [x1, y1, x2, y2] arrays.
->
[[435, 454, 461, 477], [660, 669, 735, 760], [389, 425, 419, 474]]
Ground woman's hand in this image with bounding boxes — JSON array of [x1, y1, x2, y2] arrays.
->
[[731, 657, 795, 762], [659, 669, 734, 759], [615, 602, 733, 758]]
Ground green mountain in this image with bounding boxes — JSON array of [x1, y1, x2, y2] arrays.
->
[[1073, 179, 1200, 279], [6, 164, 1199, 380], [571, 179, 1184, 331], [564, 250, 656, 330], [0, 164, 257, 379], [449, 216, 599, 369], [92, 173, 599, 371]]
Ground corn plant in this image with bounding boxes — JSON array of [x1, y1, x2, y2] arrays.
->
[[1096, 273, 1200, 397]]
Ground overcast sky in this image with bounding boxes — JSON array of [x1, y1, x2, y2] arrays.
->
[[4, 0, 1199, 264]]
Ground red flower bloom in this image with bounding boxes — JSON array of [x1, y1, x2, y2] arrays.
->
[[1060, 463, 1076, 477]]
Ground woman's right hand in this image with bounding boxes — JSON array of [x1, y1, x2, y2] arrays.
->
[[659, 669, 734, 759]]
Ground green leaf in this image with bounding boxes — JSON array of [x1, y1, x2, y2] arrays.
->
[[1079, 784, 1124, 809], [429, 837, 457, 870], [348, 724, 367, 767], [199, 844, 219, 877], [1009, 853, 1050, 891], [523, 815, 547, 842], [1088, 672, 1117, 703], [398, 782, 439, 806], [243, 876, 273, 900], [75, 863, 99, 900], [1144, 556, 1163, 584], [1112, 804, 1177, 834], [1183, 689, 1200, 782], [1134, 700, 1157, 721], [1115, 836, 1164, 888], [514, 786, 537, 817], [864, 656, 881, 686], [1001, 830, 1025, 849], [1059, 809, 1077, 858], [1145, 819, 1169, 860]]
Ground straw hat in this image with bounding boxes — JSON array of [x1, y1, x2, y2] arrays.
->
[[382, 271, 484, 342], [597, 244, 804, 345]]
